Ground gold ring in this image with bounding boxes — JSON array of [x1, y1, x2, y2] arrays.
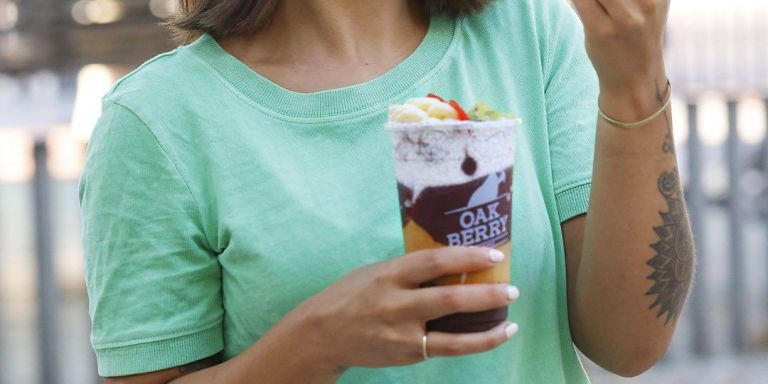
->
[[422, 334, 430, 360]]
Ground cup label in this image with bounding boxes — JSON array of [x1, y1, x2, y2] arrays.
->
[[399, 167, 512, 248]]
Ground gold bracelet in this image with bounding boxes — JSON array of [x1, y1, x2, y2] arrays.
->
[[598, 81, 672, 129]]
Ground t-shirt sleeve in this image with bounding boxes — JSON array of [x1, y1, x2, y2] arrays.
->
[[78, 100, 223, 377], [542, 0, 599, 222]]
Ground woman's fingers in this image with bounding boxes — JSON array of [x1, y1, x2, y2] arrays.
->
[[426, 322, 518, 357], [407, 284, 519, 320], [394, 247, 504, 287]]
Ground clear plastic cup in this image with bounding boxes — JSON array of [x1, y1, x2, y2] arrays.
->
[[386, 119, 520, 333]]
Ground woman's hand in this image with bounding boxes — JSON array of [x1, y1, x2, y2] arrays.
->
[[292, 247, 519, 371], [572, 0, 671, 120], [110, 247, 518, 384]]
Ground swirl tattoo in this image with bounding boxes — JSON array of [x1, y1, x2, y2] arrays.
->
[[645, 168, 694, 325]]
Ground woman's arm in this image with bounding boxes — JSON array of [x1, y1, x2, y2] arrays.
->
[[104, 355, 222, 384], [103, 247, 518, 384], [105, 308, 344, 384], [565, 0, 694, 377]]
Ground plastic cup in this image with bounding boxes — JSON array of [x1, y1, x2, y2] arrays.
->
[[386, 119, 519, 333]]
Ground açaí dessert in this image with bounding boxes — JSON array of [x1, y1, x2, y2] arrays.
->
[[386, 93, 520, 333]]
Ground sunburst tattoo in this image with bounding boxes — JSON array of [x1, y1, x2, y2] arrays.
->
[[645, 168, 694, 325]]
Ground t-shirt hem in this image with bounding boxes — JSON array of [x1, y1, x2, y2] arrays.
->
[[95, 323, 223, 377], [555, 182, 591, 223]]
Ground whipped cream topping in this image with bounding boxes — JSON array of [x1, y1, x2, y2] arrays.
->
[[386, 94, 521, 199], [385, 120, 518, 199]]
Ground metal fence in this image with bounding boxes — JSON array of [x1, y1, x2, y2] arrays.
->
[[683, 98, 768, 356]]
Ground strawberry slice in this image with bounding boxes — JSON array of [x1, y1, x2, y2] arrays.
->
[[427, 93, 445, 102], [449, 100, 469, 121]]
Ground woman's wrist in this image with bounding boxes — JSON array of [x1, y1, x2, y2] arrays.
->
[[284, 305, 347, 379], [267, 307, 345, 382], [223, 305, 344, 384], [598, 64, 669, 123], [593, 65, 675, 157]]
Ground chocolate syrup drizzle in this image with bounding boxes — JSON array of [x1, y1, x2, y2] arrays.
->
[[461, 153, 477, 176]]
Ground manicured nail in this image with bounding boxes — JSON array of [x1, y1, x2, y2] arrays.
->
[[505, 323, 519, 339], [507, 285, 520, 301], [488, 249, 504, 262]]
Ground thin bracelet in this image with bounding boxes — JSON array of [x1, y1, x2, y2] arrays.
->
[[598, 81, 672, 129]]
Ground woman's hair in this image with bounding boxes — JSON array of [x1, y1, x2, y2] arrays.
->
[[170, 0, 489, 43]]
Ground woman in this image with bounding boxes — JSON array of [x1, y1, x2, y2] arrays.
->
[[79, 0, 693, 382]]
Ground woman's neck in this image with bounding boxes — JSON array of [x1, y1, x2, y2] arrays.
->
[[217, 0, 429, 92]]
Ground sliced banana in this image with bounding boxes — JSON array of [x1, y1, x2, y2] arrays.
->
[[425, 101, 458, 120], [405, 97, 445, 111], [405, 97, 458, 120], [388, 104, 429, 122]]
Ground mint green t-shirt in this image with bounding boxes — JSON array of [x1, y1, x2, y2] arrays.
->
[[79, 0, 599, 381]]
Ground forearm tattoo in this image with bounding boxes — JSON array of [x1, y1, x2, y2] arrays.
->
[[645, 169, 694, 324], [178, 353, 221, 375], [644, 78, 694, 324]]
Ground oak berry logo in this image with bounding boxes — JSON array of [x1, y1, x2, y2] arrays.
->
[[444, 171, 510, 247]]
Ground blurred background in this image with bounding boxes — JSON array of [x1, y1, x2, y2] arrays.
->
[[0, 0, 766, 382]]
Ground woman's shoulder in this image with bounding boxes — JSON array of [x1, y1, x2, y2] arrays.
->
[[466, 0, 577, 33], [459, 0, 585, 73], [103, 41, 212, 113]]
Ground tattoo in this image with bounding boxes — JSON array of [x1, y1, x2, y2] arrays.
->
[[656, 79, 675, 154], [645, 168, 694, 324], [178, 353, 222, 375]]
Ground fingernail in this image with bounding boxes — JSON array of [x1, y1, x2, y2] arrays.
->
[[488, 249, 504, 262], [507, 285, 520, 301], [505, 323, 519, 339]]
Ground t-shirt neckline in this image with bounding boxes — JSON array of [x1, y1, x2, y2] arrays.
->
[[188, 14, 459, 119]]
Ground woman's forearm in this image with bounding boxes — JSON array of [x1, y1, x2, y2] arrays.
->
[[110, 247, 514, 384], [105, 319, 340, 384], [171, 310, 343, 384], [571, 69, 694, 376]]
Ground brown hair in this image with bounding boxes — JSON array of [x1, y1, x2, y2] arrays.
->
[[170, 0, 489, 43]]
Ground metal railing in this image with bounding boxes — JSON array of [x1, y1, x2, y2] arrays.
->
[[32, 142, 60, 384], [683, 97, 768, 356]]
